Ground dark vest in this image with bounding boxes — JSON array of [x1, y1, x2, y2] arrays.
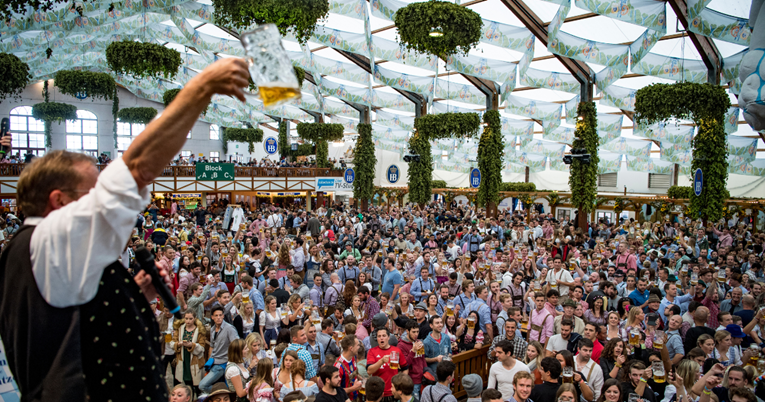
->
[[0, 225, 167, 401]]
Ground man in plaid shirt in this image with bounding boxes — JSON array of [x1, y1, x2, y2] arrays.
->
[[282, 325, 318, 381], [488, 319, 527, 362]]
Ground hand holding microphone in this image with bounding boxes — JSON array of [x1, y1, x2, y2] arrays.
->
[[135, 246, 182, 319]]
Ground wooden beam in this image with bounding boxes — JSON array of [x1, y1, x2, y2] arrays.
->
[[667, 0, 722, 84]]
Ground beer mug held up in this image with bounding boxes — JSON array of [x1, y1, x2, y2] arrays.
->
[[240, 24, 301, 109]]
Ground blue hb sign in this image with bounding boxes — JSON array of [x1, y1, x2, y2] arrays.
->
[[694, 168, 703, 196], [470, 168, 481, 188], [344, 168, 355, 184], [387, 165, 400, 184], [264, 137, 278, 154]]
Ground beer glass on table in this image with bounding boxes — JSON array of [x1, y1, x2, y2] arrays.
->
[[240, 24, 301, 109], [389, 351, 400, 369], [629, 327, 640, 346], [446, 301, 454, 317], [562, 366, 573, 383], [653, 330, 664, 349], [652, 362, 666, 383]]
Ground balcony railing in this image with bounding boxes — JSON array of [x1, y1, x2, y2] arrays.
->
[[0, 163, 345, 178]]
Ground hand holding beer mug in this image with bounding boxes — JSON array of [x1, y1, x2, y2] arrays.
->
[[562, 366, 574, 383], [240, 24, 301, 109], [446, 301, 454, 317], [652, 361, 665, 383], [629, 327, 641, 346], [467, 315, 477, 329], [164, 331, 172, 343], [389, 351, 400, 369], [653, 330, 665, 350], [242, 292, 250, 304]]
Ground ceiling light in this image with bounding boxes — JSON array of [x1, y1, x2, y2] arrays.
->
[[429, 26, 444, 37]]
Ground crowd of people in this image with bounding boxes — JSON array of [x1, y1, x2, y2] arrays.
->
[[8, 195, 765, 402], [165, 155, 349, 170]]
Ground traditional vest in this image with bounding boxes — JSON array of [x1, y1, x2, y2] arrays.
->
[[0, 225, 166, 402]]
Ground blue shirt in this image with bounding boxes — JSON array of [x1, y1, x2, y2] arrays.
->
[[423, 331, 451, 372], [282, 343, 317, 380], [436, 297, 452, 316], [303, 341, 325, 372], [460, 298, 492, 333], [454, 293, 476, 311], [248, 287, 265, 312], [658, 293, 693, 323], [628, 289, 650, 308], [338, 266, 360, 284], [411, 277, 436, 302], [381, 269, 403, 300]]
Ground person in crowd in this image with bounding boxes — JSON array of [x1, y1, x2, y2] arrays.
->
[[398, 320, 426, 399], [333, 334, 363, 399], [529, 357, 562, 402], [315, 365, 352, 402], [487, 339, 530, 400], [462, 374, 483, 402], [420, 361, 458, 402], [368, 327, 408, 400], [393, 373, 416, 402], [200, 305, 240, 393]]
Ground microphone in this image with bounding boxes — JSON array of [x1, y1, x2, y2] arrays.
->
[[135, 246, 182, 319]]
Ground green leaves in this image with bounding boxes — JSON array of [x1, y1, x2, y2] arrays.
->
[[32, 102, 77, 123], [296, 123, 344, 168], [394, 0, 483, 58], [112, 86, 119, 148], [407, 112, 481, 205], [0, 53, 31, 103], [106, 41, 182, 80], [54, 70, 115, 102], [163, 87, 210, 115], [634, 82, 731, 222], [431, 180, 448, 189], [667, 186, 692, 199], [353, 123, 376, 200], [499, 182, 537, 192], [117, 107, 158, 125], [413, 112, 481, 140], [569, 101, 599, 214], [278, 121, 289, 158], [213, 0, 328, 45], [223, 127, 264, 153], [477, 110, 504, 207]]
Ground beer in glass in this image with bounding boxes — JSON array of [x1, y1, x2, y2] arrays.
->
[[550, 279, 558, 290], [243, 294, 250, 304], [164, 332, 172, 343], [446, 301, 454, 317], [467, 316, 476, 329], [562, 367, 573, 383], [690, 272, 698, 286], [652, 362, 666, 383], [629, 327, 640, 346], [653, 331, 664, 349], [416, 344, 424, 357], [240, 24, 301, 109], [389, 351, 400, 370], [718, 270, 726, 283], [748, 345, 759, 366]]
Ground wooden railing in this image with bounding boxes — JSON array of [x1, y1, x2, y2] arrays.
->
[[0, 163, 344, 178], [451, 344, 492, 399]]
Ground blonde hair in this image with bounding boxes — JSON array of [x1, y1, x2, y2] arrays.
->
[[239, 302, 255, 322], [627, 306, 643, 327], [17, 150, 96, 216], [676, 359, 699, 394]]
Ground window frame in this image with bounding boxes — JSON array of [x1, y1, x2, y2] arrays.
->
[[9, 106, 46, 158]]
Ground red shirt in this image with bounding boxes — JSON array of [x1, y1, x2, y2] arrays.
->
[[591, 339, 604, 364], [367, 345, 408, 396]]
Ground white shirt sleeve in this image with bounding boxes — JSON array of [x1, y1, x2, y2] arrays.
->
[[30, 158, 151, 308]]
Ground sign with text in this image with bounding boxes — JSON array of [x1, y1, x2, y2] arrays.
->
[[694, 168, 703, 196], [264, 137, 278, 155], [470, 167, 481, 188], [315, 177, 354, 192], [195, 163, 235, 181], [387, 165, 400, 183]]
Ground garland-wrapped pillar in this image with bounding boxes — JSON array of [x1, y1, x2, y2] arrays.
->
[[278, 120, 290, 159], [476, 110, 503, 218], [296, 123, 344, 168], [352, 123, 376, 211], [407, 130, 433, 206], [569, 102, 599, 231], [112, 86, 119, 149]]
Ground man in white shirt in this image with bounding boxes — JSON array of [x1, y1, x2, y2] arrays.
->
[[487, 339, 530, 400], [574, 338, 603, 401], [546, 318, 575, 356], [545, 256, 575, 297]]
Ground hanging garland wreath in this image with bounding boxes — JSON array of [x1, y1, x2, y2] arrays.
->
[[394, 0, 482, 58], [635, 82, 731, 223], [408, 112, 481, 205], [0, 52, 31, 102], [352, 123, 376, 202], [32, 81, 77, 148], [222, 127, 264, 153], [476, 110, 504, 208], [54, 70, 115, 101], [613, 197, 626, 216], [163, 87, 210, 115], [117, 107, 158, 125], [296, 123, 344, 168], [431, 180, 448, 189], [106, 41, 182, 80], [212, 0, 329, 45], [667, 185, 692, 199], [499, 182, 537, 192]]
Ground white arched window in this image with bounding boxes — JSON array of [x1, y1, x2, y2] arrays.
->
[[116, 120, 145, 156], [66, 110, 98, 156], [210, 124, 220, 140], [9, 106, 46, 158]]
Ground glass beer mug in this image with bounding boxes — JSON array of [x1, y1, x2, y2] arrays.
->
[[653, 330, 664, 349], [550, 278, 558, 290], [467, 316, 476, 329], [240, 24, 301, 109], [389, 351, 400, 369], [629, 327, 640, 346], [562, 366, 573, 383], [446, 301, 454, 317], [652, 361, 666, 383], [718, 269, 726, 283], [690, 272, 698, 286], [164, 331, 172, 343], [242, 293, 250, 304]]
